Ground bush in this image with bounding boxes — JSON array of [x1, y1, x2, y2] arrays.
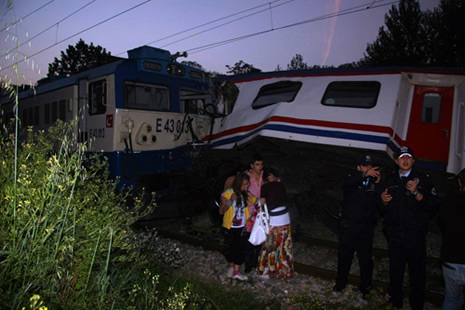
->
[[0, 120, 197, 309]]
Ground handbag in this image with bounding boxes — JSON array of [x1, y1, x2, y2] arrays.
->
[[248, 202, 270, 246]]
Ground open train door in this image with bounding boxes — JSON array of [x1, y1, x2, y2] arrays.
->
[[406, 85, 454, 167]]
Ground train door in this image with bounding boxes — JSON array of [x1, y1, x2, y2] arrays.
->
[[406, 85, 454, 163], [78, 79, 88, 143]]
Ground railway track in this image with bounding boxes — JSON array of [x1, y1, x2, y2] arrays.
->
[[147, 222, 444, 307]]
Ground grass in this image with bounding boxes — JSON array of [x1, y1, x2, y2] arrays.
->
[[0, 117, 202, 309], [154, 267, 278, 310]]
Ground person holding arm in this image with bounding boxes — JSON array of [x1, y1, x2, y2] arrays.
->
[[334, 154, 380, 297], [379, 146, 438, 310]]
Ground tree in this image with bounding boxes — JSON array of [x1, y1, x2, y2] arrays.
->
[[287, 54, 309, 70], [337, 62, 359, 69], [47, 39, 120, 77], [427, 0, 465, 67], [225, 60, 261, 74], [361, 0, 429, 66], [312, 65, 337, 69]]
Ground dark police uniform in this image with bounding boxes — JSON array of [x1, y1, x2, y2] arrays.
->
[[335, 161, 378, 295], [379, 168, 437, 309]]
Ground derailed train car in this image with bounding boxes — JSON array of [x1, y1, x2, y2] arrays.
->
[[208, 67, 465, 176]]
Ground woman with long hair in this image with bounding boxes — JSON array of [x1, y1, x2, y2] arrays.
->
[[219, 173, 256, 280]]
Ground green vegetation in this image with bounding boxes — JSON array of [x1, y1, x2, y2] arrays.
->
[[0, 101, 273, 309], [0, 118, 151, 308], [0, 108, 224, 308]]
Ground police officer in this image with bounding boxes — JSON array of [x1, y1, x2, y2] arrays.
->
[[379, 146, 437, 309], [334, 154, 380, 296]]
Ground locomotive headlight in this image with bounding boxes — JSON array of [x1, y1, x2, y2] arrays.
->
[[136, 134, 147, 145], [136, 133, 148, 144], [135, 121, 156, 145]]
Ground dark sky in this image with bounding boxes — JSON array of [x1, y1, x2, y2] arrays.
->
[[1, 0, 440, 84]]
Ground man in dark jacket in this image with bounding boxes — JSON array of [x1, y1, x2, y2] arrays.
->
[[334, 154, 380, 296], [438, 168, 465, 309], [379, 146, 437, 310]]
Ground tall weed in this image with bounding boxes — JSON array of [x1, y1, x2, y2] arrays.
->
[[0, 121, 159, 309]]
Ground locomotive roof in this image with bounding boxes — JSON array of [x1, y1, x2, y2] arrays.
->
[[19, 46, 196, 99]]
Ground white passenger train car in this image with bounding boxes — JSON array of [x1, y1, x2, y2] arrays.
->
[[208, 67, 465, 174]]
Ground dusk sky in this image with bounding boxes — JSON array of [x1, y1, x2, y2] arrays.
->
[[1, 0, 440, 85]]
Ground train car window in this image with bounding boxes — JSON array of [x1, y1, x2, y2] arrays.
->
[[59, 100, 66, 121], [34, 106, 40, 126], [143, 61, 162, 71], [421, 93, 441, 123], [252, 81, 302, 110], [321, 81, 380, 108], [44, 103, 50, 125], [89, 80, 107, 115], [189, 70, 203, 80], [124, 82, 169, 111], [185, 100, 199, 114], [52, 101, 58, 122]]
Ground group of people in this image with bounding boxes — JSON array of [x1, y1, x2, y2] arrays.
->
[[217, 146, 465, 309], [219, 153, 294, 281], [334, 145, 465, 310]]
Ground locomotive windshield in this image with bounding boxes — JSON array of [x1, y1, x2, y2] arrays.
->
[[124, 81, 170, 111]]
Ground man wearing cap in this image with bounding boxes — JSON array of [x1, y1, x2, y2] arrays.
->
[[438, 168, 465, 310], [334, 154, 380, 297], [380, 146, 438, 310]]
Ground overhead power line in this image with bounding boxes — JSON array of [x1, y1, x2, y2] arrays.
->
[[0, 0, 97, 61], [0, 0, 152, 74], [152, 0, 291, 47], [0, 0, 55, 33], [186, 0, 399, 55], [114, 0, 292, 56], [159, 0, 295, 49]]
